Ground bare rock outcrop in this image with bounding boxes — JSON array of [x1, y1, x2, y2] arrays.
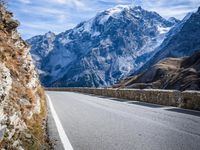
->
[[0, 5, 48, 149], [115, 51, 200, 91]]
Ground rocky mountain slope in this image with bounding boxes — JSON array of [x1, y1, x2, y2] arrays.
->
[[115, 51, 200, 91], [0, 5, 48, 149], [28, 5, 178, 87], [134, 7, 200, 75]]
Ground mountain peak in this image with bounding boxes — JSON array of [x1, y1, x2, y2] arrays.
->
[[113, 4, 142, 10], [93, 5, 171, 27], [197, 7, 200, 13], [168, 17, 180, 24], [105, 5, 143, 15], [45, 31, 55, 38], [28, 4, 178, 87]]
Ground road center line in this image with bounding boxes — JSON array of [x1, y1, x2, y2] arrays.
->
[[46, 94, 74, 150]]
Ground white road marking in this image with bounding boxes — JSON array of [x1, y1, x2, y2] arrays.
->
[[46, 94, 74, 150]]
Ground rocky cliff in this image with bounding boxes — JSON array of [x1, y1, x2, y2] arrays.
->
[[0, 5, 48, 149]]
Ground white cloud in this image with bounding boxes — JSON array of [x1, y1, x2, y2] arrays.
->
[[56, 0, 67, 4], [9, 0, 200, 39], [17, 0, 31, 4], [140, 0, 199, 18]]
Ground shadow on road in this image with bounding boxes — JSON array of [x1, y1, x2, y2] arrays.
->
[[78, 93, 200, 116], [165, 108, 200, 117], [127, 101, 164, 108], [82, 93, 164, 108]]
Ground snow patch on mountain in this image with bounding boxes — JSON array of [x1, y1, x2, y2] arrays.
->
[[157, 26, 171, 34], [28, 5, 179, 87], [134, 8, 200, 76]]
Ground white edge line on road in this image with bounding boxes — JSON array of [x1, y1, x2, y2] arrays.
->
[[46, 94, 74, 150]]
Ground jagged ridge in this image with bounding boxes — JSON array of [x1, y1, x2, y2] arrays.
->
[[134, 7, 200, 75], [28, 5, 178, 87]]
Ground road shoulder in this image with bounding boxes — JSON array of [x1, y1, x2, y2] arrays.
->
[[46, 95, 65, 150]]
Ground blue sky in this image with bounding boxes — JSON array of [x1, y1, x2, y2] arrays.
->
[[8, 0, 199, 39]]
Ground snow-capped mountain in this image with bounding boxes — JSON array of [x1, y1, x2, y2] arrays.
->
[[28, 5, 178, 87], [135, 7, 200, 75]]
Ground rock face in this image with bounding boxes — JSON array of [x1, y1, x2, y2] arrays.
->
[[135, 7, 200, 75], [115, 51, 200, 91], [28, 5, 178, 87], [0, 5, 47, 149], [117, 7, 200, 91]]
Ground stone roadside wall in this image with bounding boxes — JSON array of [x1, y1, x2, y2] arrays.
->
[[46, 88, 200, 110]]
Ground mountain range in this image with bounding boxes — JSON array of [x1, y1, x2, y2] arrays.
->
[[134, 7, 200, 75], [116, 7, 200, 91], [28, 5, 200, 89], [28, 5, 178, 87]]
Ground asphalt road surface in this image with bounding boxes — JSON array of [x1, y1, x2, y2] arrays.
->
[[47, 91, 200, 150]]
